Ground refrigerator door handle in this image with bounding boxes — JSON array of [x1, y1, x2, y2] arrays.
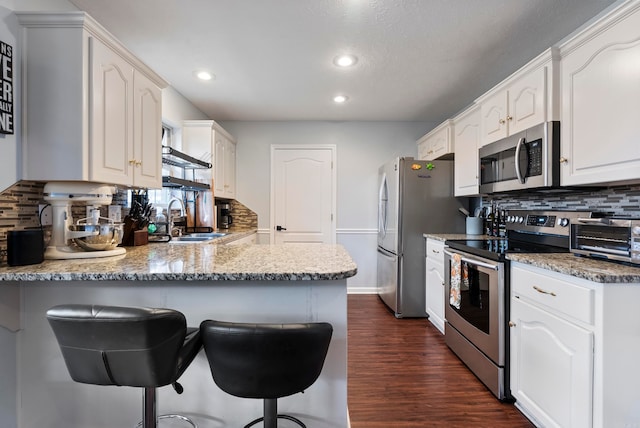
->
[[377, 246, 396, 258], [378, 173, 388, 239]]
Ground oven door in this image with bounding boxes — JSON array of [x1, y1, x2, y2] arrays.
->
[[444, 248, 505, 365]]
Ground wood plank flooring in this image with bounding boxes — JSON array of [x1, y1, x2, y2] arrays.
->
[[347, 294, 534, 428]]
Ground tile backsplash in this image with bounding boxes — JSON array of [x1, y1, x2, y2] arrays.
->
[[1, 181, 639, 264], [0, 181, 259, 265], [484, 184, 640, 217]]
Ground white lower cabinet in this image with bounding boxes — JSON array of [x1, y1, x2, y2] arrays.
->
[[425, 238, 445, 333], [510, 262, 640, 428], [510, 295, 593, 428]]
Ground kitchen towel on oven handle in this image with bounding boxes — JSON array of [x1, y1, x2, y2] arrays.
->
[[449, 253, 470, 310]]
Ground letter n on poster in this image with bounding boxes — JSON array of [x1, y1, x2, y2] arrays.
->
[[0, 40, 13, 135]]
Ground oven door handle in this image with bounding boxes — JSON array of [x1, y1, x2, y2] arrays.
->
[[444, 249, 500, 271], [574, 217, 610, 225]]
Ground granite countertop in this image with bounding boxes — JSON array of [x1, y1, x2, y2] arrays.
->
[[423, 233, 493, 241], [0, 234, 358, 281], [507, 253, 640, 284], [425, 233, 640, 284]]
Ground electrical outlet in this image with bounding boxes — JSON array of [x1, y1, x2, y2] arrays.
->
[[39, 204, 52, 226]]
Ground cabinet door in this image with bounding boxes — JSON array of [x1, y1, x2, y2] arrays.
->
[[214, 134, 226, 196], [454, 107, 480, 196], [511, 297, 593, 428], [425, 239, 445, 333], [224, 140, 236, 199], [416, 139, 430, 161], [90, 38, 134, 186], [430, 126, 451, 159], [560, 8, 640, 186], [133, 71, 162, 189], [480, 91, 508, 145], [508, 66, 546, 135]]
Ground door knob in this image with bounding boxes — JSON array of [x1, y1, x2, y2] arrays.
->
[[276, 225, 287, 231]]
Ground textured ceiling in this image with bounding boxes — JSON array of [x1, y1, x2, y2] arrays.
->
[[68, 0, 617, 122]]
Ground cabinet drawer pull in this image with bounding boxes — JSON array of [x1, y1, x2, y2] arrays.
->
[[431, 249, 440, 254], [533, 285, 556, 297], [559, 157, 568, 164], [508, 321, 516, 328], [506, 115, 513, 121], [499, 119, 506, 125]]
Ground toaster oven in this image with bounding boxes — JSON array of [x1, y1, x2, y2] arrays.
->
[[570, 218, 640, 264]]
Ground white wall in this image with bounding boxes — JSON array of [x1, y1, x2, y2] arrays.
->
[[219, 121, 433, 292], [0, 6, 19, 193]]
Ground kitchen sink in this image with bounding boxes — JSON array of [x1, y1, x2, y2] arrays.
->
[[169, 232, 228, 243]]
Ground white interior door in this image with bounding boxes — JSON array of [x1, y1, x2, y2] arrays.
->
[[271, 145, 336, 244]]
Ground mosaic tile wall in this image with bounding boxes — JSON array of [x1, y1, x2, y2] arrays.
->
[[0, 181, 45, 265], [485, 184, 640, 217], [0, 181, 258, 265]]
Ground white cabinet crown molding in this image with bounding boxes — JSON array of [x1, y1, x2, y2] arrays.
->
[[474, 47, 559, 105], [17, 11, 168, 89], [558, 0, 640, 56]]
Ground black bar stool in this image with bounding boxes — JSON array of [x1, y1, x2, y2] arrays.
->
[[200, 320, 333, 428], [46, 304, 203, 428]]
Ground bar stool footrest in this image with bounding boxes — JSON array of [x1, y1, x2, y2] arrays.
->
[[245, 414, 306, 428]]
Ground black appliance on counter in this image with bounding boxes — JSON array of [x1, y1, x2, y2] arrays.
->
[[217, 203, 233, 229], [443, 209, 595, 401]]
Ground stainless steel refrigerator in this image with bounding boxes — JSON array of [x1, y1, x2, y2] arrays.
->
[[377, 157, 466, 318]]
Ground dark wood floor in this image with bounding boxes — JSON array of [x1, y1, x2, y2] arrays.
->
[[347, 294, 534, 428]]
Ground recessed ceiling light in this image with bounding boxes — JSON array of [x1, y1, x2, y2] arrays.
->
[[333, 54, 358, 67], [194, 70, 214, 81], [333, 95, 348, 103]]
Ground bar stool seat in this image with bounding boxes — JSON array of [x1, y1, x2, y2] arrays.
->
[[46, 304, 203, 428], [200, 320, 333, 428]]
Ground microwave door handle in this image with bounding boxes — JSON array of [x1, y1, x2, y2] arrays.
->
[[514, 137, 526, 184]]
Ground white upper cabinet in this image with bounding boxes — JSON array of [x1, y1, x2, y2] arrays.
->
[[182, 120, 237, 199], [477, 48, 559, 146], [18, 12, 167, 188], [452, 105, 481, 196], [416, 120, 453, 161], [559, 1, 640, 186]]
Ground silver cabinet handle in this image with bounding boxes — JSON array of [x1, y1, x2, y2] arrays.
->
[[533, 285, 556, 297]]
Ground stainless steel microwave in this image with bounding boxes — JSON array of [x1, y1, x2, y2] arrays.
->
[[479, 121, 560, 194]]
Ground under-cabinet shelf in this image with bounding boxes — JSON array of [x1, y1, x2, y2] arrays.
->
[[161, 146, 212, 169], [161, 145, 212, 191], [161, 176, 210, 191]]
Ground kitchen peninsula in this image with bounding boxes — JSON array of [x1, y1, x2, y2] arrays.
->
[[0, 242, 357, 428]]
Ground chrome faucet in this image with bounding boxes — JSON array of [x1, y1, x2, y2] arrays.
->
[[167, 197, 186, 237]]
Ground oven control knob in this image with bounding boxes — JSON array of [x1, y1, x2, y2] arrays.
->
[[559, 218, 570, 227], [517, 216, 524, 223], [633, 226, 640, 235]]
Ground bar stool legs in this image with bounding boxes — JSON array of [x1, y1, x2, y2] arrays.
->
[[135, 386, 198, 428], [244, 398, 306, 428]]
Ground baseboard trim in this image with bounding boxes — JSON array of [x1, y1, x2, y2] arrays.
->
[[347, 287, 377, 295]]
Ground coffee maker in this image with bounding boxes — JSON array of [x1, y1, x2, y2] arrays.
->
[[217, 203, 233, 229]]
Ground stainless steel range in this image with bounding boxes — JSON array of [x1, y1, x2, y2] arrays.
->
[[443, 210, 594, 401]]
